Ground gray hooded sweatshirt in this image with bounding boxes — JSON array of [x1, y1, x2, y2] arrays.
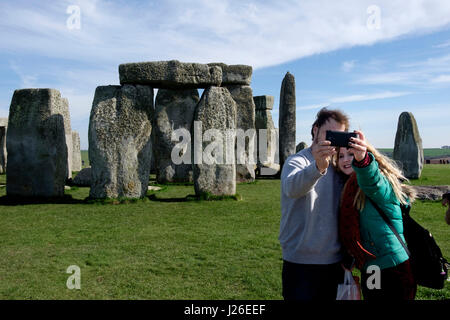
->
[[279, 147, 344, 265]]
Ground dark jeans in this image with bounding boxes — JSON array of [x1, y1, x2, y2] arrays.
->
[[361, 259, 416, 301], [282, 260, 344, 301]]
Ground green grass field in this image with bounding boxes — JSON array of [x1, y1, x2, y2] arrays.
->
[[0, 166, 449, 300], [408, 164, 450, 186], [81, 150, 89, 168], [379, 148, 450, 158]]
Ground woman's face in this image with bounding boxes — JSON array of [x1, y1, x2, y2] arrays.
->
[[338, 147, 354, 176]]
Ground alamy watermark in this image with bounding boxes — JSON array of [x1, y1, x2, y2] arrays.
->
[[66, 5, 81, 30], [170, 121, 279, 175], [366, 265, 381, 290], [366, 5, 381, 30], [66, 265, 81, 290]]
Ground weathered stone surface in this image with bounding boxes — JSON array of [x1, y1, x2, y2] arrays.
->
[[88, 85, 154, 199], [193, 86, 236, 196], [296, 141, 308, 152], [254, 95, 279, 176], [0, 117, 7, 174], [6, 89, 69, 197], [254, 95, 274, 110], [393, 112, 424, 179], [60, 98, 73, 178], [153, 88, 199, 183], [225, 85, 256, 182], [279, 72, 296, 168], [208, 63, 252, 86], [119, 60, 222, 89], [72, 131, 82, 172], [73, 167, 91, 187], [412, 185, 450, 201]]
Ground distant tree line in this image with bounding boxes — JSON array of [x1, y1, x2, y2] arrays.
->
[[442, 146, 450, 149]]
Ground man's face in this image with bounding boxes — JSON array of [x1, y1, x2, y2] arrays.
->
[[313, 119, 346, 144]]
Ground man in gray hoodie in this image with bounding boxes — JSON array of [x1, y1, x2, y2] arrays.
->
[[280, 108, 350, 300]]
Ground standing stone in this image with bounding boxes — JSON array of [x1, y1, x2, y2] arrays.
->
[[296, 141, 308, 152], [207, 63, 256, 182], [89, 85, 153, 199], [73, 167, 91, 187], [225, 85, 256, 183], [119, 60, 222, 89], [72, 131, 82, 172], [153, 88, 199, 183], [149, 134, 156, 174], [60, 98, 73, 178], [0, 118, 7, 174], [193, 87, 236, 196], [279, 72, 296, 169], [254, 96, 280, 176], [6, 89, 69, 197], [393, 112, 424, 179]]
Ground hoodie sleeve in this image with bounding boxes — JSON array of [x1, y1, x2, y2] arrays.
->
[[281, 153, 326, 199], [352, 152, 397, 205]]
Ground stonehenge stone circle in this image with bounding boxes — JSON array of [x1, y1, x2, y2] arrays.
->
[[296, 141, 308, 152], [279, 72, 296, 169], [60, 98, 73, 178], [0, 117, 7, 174], [6, 89, 69, 197], [119, 60, 222, 89], [207, 63, 252, 86], [73, 167, 91, 187], [225, 85, 256, 183], [208, 63, 256, 182], [254, 95, 274, 111], [193, 86, 237, 196], [278, 72, 296, 167], [72, 131, 82, 172], [254, 95, 279, 176], [89, 85, 154, 199], [393, 111, 424, 179], [153, 88, 199, 183]]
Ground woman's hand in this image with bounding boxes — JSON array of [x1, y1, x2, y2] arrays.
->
[[349, 130, 367, 162]]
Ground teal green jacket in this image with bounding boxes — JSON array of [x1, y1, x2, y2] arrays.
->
[[353, 152, 409, 271]]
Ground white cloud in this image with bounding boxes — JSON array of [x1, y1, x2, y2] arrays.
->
[[3, 0, 450, 148], [330, 91, 411, 103], [2, 0, 450, 69], [9, 61, 38, 88], [430, 74, 450, 83], [354, 71, 422, 85], [296, 91, 411, 110], [341, 60, 356, 72], [354, 53, 450, 87]]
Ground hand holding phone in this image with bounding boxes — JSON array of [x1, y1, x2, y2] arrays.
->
[[325, 131, 357, 148], [348, 130, 367, 162]]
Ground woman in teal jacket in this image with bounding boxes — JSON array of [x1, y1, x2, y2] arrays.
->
[[336, 130, 417, 300]]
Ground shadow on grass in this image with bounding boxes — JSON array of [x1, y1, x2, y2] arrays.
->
[[148, 193, 242, 202], [0, 194, 86, 206]]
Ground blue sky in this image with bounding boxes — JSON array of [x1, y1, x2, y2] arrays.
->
[[1, 0, 450, 149]]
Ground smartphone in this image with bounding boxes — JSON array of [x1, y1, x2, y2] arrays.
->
[[325, 130, 357, 147]]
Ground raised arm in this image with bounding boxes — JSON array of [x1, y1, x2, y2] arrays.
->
[[352, 153, 395, 205], [349, 130, 396, 205], [281, 155, 325, 198]]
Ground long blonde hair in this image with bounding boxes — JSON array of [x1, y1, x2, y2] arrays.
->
[[334, 144, 417, 211], [353, 143, 416, 211]]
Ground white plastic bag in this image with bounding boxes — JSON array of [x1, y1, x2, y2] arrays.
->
[[336, 270, 361, 300]]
